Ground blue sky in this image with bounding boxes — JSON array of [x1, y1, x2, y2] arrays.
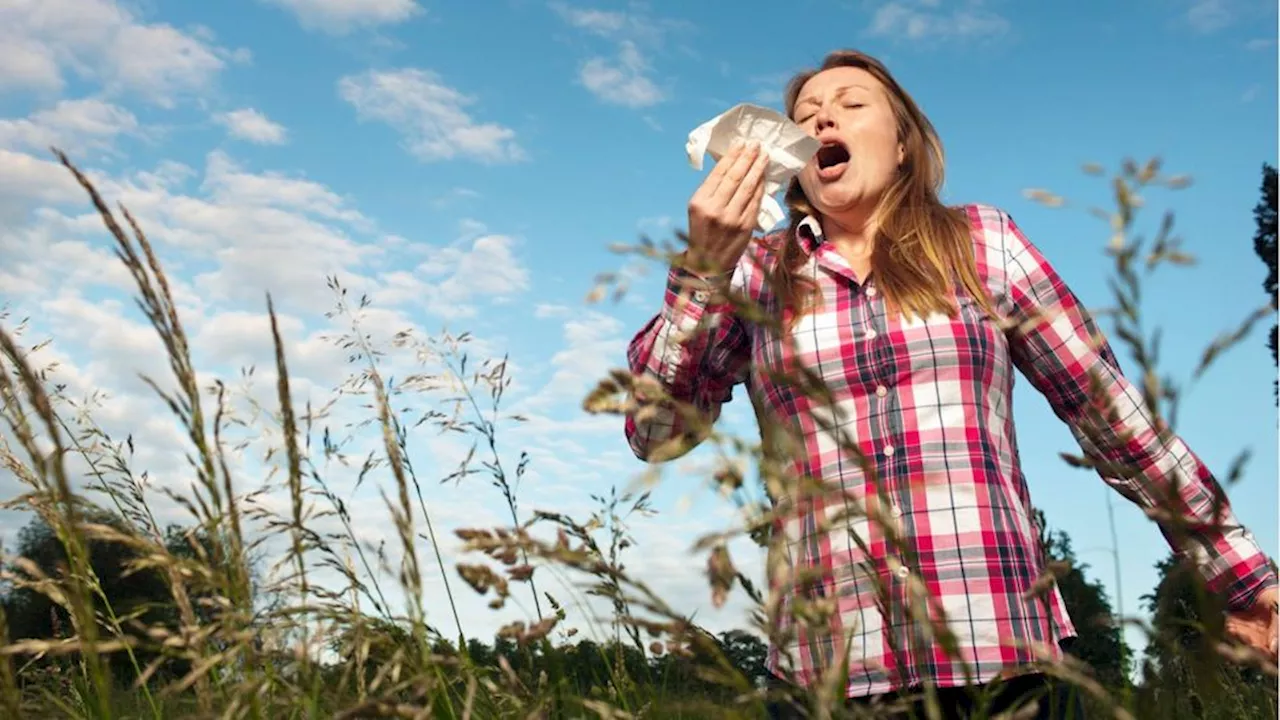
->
[[0, 0, 1276, 668]]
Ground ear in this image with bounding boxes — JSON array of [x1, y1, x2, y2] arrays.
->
[[897, 143, 905, 166]]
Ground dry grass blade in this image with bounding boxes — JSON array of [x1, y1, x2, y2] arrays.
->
[[49, 147, 218, 715]]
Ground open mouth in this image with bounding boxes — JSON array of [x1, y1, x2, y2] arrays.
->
[[815, 141, 850, 178], [817, 142, 850, 168]]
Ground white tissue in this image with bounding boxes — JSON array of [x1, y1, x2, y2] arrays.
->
[[685, 103, 823, 232]]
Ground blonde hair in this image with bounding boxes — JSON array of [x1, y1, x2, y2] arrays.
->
[[769, 49, 994, 329]]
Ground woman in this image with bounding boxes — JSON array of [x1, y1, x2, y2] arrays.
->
[[623, 49, 1278, 718]]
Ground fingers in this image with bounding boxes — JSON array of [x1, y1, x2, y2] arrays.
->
[[697, 141, 743, 198], [684, 139, 768, 275], [1226, 612, 1261, 642], [710, 140, 762, 204], [726, 148, 770, 221], [696, 140, 751, 202], [1225, 615, 1250, 645], [1225, 612, 1279, 662]]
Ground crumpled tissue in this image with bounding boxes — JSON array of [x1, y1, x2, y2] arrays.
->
[[685, 102, 822, 232]]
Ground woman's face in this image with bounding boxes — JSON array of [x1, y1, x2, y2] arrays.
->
[[792, 66, 904, 223]]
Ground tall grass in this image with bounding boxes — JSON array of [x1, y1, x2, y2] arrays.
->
[[0, 149, 1273, 719]]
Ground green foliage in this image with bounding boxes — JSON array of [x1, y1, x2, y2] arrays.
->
[[1033, 508, 1134, 691], [1134, 553, 1278, 719], [1252, 163, 1277, 401]]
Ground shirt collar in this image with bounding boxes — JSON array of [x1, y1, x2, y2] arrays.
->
[[795, 214, 824, 254]]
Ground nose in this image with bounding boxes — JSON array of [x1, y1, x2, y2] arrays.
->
[[814, 103, 836, 132]]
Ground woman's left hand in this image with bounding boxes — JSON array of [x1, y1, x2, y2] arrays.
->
[[1225, 586, 1278, 664]]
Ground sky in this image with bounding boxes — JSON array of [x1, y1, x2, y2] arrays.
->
[[0, 0, 1276, 669]]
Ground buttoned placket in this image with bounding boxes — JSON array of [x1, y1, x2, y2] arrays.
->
[[799, 221, 913, 582], [861, 280, 908, 571], [862, 283, 894, 462]]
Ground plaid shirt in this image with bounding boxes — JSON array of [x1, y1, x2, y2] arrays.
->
[[625, 203, 1276, 697]]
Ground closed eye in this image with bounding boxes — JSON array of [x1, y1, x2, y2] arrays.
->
[[796, 105, 861, 124]]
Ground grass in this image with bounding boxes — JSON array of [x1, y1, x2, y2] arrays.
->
[[0, 149, 1274, 719]]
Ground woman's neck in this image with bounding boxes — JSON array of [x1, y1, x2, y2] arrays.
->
[[820, 212, 876, 280]]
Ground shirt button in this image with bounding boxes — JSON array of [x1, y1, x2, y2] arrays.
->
[[866, 286, 878, 297], [875, 385, 887, 397], [865, 328, 878, 340], [693, 291, 709, 302], [883, 445, 895, 457], [896, 566, 909, 579]]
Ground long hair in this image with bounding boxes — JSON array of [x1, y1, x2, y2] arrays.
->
[[769, 50, 994, 329]]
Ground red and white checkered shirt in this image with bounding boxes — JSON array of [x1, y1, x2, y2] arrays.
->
[[625, 203, 1276, 697]]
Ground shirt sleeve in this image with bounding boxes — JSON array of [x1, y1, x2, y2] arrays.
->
[[990, 206, 1277, 610], [624, 264, 753, 462]]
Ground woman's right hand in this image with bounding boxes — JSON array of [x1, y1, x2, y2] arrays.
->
[[683, 139, 769, 277]]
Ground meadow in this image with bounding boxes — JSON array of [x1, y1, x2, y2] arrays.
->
[[0, 149, 1276, 719]]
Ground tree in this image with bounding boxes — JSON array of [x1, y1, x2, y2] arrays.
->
[[1253, 163, 1277, 401], [717, 629, 768, 688], [1032, 509, 1133, 691], [1, 509, 232, 685]]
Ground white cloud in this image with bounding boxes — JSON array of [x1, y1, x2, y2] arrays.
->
[[430, 186, 481, 209], [867, 1, 1011, 42], [406, 233, 531, 317], [200, 152, 364, 226], [38, 294, 178, 397], [1179, 1, 1275, 34], [0, 38, 63, 92], [0, 143, 529, 329], [0, 212, 136, 296], [0, 147, 382, 317], [337, 68, 525, 164], [1186, 0, 1233, 31], [0, 0, 244, 106], [579, 41, 664, 108], [216, 108, 289, 145], [549, 3, 627, 35], [0, 148, 85, 223], [260, 0, 423, 33], [0, 98, 139, 158], [552, 3, 683, 109], [541, 311, 625, 406], [534, 304, 572, 319], [20, 151, 524, 322], [178, 162, 379, 308], [457, 218, 488, 239], [549, 2, 689, 45], [514, 309, 626, 418]]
